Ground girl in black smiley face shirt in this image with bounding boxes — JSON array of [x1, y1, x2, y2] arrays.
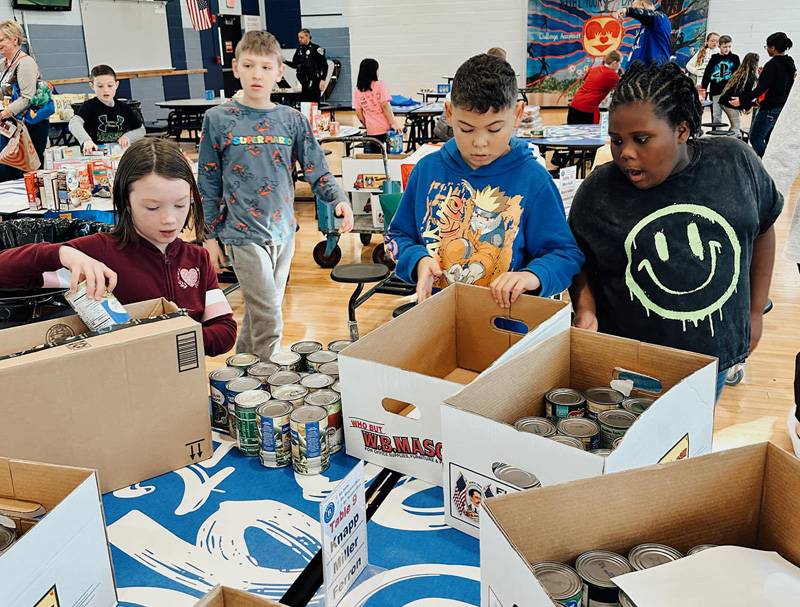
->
[[568, 62, 783, 400]]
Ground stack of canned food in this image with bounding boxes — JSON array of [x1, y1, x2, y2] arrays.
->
[[207, 339, 352, 475], [533, 542, 716, 606], [514, 387, 655, 453]]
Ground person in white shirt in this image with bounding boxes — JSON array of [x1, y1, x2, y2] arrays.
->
[[685, 32, 720, 83]]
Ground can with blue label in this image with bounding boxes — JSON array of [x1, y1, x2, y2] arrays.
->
[[386, 129, 404, 155], [290, 405, 329, 475], [209, 367, 244, 431], [257, 400, 293, 468], [205, 89, 214, 101]]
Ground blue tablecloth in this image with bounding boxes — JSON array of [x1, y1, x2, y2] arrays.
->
[[104, 432, 480, 606]]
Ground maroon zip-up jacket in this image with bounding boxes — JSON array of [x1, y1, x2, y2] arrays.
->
[[0, 233, 236, 356]]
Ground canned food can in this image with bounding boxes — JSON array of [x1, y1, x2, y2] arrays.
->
[[622, 397, 654, 416], [306, 350, 338, 373], [257, 400, 293, 468], [628, 543, 683, 571], [598, 409, 637, 449], [612, 436, 623, 450], [531, 561, 582, 607], [545, 388, 586, 423], [272, 384, 309, 408], [557, 417, 600, 451], [619, 591, 637, 607], [304, 388, 343, 453], [584, 387, 624, 421], [590, 448, 613, 458], [268, 370, 302, 391], [492, 463, 540, 489], [291, 405, 330, 475], [327, 339, 353, 353], [291, 340, 323, 370], [514, 416, 556, 438], [64, 281, 131, 331], [209, 367, 244, 431], [549, 434, 585, 450], [0, 525, 16, 556], [687, 544, 717, 555], [224, 376, 262, 439], [318, 361, 339, 378], [269, 351, 303, 372], [575, 550, 632, 607], [234, 389, 270, 456], [247, 361, 280, 385], [226, 353, 260, 371], [331, 380, 341, 394], [300, 373, 335, 392]]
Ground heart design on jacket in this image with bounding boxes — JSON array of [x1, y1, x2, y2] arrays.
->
[[178, 267, 200, 289]]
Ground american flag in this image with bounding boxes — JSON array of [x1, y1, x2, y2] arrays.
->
[[452, 473, 467, 516], [186, 0, 213, 31]]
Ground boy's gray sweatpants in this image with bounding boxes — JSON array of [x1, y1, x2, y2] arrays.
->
[[227, 238, 295, 360]]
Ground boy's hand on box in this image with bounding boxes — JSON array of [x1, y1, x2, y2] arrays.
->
[[203, 239, 228, 274], [416, 256, 443, 304], [573, 309, 599, 331], [490, 271, 540, 309], [82, 140, 98, 155], [118, 135, 130, 148], [59, 245, 117, 300], [335, 202, 354, 233]]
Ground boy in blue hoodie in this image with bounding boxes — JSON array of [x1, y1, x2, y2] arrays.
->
[[616, 1, 672, 67], [387, 53, 584, 308]]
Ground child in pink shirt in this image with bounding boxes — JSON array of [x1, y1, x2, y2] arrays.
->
[[353, 58, 402, 153]]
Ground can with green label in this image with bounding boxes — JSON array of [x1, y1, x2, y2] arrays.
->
[[235, 389, 270, 456]]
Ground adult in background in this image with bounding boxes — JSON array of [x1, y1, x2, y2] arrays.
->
[[616, 1, 672, 67], [0, 20, 48, 181], [284, 28, 328, 103], [730, 32, 796, 157]]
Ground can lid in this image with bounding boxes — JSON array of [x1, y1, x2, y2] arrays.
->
[[305, 389, 340, 407], [235, 389, 271, 408], [623, 397, 654, 416], [307, 350, 338, 364], [548, 434, 585, 450], [628, 543, 683, 570], [257, 401, 293, 418], [328, 339, 353, 353], [291, 404, 328, 423], [590, 448, 613, 457], [226, 376, 263, 392], [291, 341, 323, 355], [211, 366, 244, 381], [272, 384, 309, 400], [495, 465, 540, 489], [584, 387, 624, 406], [319, 361, 339, 375], [598, 409, 637, 430], [268, 371, 302, 386], [619, 590, 638, 607], [687, 544, 717, 555], [300, 373, 335, 389], [331, 380, 341, 393], [0, 525, 15, 551], [532, 561, 582, 601], [575, 550, 632, 588], [557, 417, 600, 439], [247, 362, 280, 377], [514, 416, 556, 437], [227, 353, 260, 366], [546, 388, 585, 406], [269, 351, 302, 365]]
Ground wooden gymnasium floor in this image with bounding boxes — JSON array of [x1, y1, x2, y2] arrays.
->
[[205, 109, 799, 454]]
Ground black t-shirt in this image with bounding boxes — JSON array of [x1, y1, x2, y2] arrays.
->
[[77, 97, 142, 144], [701, 53, 740, 96], [569, 137, 783, 369]]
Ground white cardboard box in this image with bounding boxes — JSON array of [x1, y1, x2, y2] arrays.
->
[[338, 284, 570, 485], [442, 328, 717, 538], [0, 458, 117, 606], [480, 442, 800, 607]]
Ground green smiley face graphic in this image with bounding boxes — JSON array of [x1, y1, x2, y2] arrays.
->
[[624, 204, 742, 333]]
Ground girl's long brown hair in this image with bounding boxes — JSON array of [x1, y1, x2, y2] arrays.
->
[[721, 52, 760, 98], [696, 32, 719, 67], [111, 138, 207, 246]]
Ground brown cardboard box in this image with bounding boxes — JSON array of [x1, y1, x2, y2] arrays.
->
[[0, 457, 117, 605], [0, 298, 211, 492], [195, 586, 287, 607], [480, 442, 800, 606]]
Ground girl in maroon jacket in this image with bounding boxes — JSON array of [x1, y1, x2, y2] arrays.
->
[[0, 138, 236, 356]]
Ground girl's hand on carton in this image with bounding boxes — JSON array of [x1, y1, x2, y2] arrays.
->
[[82, 140, 99, 155], [59, 245, 117, 300], [416, 256, 443, 304], [490, 271, 541, 309], [204, 239, 228, 274], [335, 202, 354, 233]]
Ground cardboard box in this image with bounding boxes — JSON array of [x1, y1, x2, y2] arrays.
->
[[195, 586, 286, 607], [339, 284, 570, 485], [480, 442, 800, 607], [0, 457, 117, 606], [0, 298, 211, 493], [442, 328, 717, 537], [341, 157, 404, 192]]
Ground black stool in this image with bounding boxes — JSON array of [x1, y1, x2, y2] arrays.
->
[[331, 263, 391, 340], [392, 301, 416, 317]]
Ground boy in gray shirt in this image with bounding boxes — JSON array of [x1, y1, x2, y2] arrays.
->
[[200, 31, 352, 359]]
